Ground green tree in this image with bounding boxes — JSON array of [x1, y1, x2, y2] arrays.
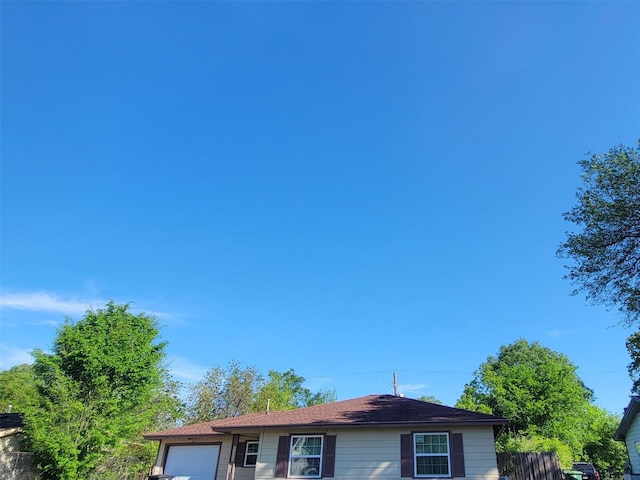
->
[[251, 369, 336, 412], [416, 395, 443, 405], [501, 434, 574, 468], [23, 301, 173, 480], [626, 328, 640, 394], [0, 363, 38, 412], [86, 374, 185, 480], [184, 360, 263, 423], [559, 141, 640, 325], [456, 339, 593, 459], [185, 364, 336, 422], [581, 405, 626, 478]]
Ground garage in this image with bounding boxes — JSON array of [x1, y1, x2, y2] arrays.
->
[[164, 444, 220, 480]]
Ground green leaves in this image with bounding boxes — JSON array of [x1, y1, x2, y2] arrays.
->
[[555, 140, 639, 474], [185, 360, 263, 422], [0, 363, 38, 412], [184, 363, 336, 424], [559, 140, 640, 325], [626, 328, 640, 394], [251, 369, 336, 412], [455, 339, 615, 469], [581, 405, 626, 477], [54, 301, 166, 405], [22, 302, 175, 480]]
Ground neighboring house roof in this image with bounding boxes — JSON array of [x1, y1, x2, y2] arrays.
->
[[144, 394, 508, 440], [0, 413, 24, 429], [614, 396, 640, 441]]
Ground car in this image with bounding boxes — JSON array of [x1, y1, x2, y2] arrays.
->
[[572, 462, 600, 480]]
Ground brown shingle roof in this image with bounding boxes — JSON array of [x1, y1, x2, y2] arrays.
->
[[144, 394, 507, 439]]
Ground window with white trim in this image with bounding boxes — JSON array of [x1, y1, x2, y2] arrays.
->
[[288, 435, 323, 478], [244, 441, 259, 467], [414, 432, 451, 477]]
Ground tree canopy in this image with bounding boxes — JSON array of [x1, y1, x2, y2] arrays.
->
[[581, 405, 627, 478], [184, 360, 263, 423], [457, 340, 591, 443], [0, 363, 38, 413], [184, 363, 336, 424], [559, 141, 640, 325], [455, 339, 623, 471], [251, 369, 336, 412], [626, 328, 640, 394], [23, 301, 180, 480], [416, 395, 443, 405], [2, 306, 335, 478]]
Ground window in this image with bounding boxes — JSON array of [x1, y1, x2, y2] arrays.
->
[[275, 434, 336, 478], [414, 433, 451, 477], [244, 441, 259, 467], [401, 432, 464, 478], [288, 435, 323, 478]]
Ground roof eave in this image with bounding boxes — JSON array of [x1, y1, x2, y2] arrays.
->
[[143, 434, 171, 441], [143, 432, 227, 440], [614, 397, 640, 441], [211, 418, 508, 434]]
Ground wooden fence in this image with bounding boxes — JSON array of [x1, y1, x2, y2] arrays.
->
[[497, 452, 565, 480]]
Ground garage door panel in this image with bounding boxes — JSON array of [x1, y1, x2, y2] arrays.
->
[[164, 444, 220, 480]]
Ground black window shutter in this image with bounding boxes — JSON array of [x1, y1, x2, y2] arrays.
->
[[322, 435, 336, 478], [400, 434, 413, 477], [275, 436, 290, 478], [450, 433, 465, 478], [235, 441, 247, 467]]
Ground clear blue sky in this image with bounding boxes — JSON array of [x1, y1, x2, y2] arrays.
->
[[1, 1, 639, 415]]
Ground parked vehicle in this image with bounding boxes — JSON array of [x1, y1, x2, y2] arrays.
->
[[572, 462, 600, 480]]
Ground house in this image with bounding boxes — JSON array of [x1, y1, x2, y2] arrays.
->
[[143, 394, 508, 480], [0, 413, 36, 480], [614, 396, 640, 480]]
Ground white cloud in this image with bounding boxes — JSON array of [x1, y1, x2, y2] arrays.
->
[[398, 383, 428, 395], [0, 290, 189, 374], [144, 310, 187, 324], [34, 319, 60, 327], [168, 356, 208, 382], [547, 328, 582, 338], [0, 291, 184, 323], [0, 292, 103, 316]]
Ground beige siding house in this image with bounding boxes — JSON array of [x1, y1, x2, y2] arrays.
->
[[144, 394, 507, 480], [615, 396, 640, 480]]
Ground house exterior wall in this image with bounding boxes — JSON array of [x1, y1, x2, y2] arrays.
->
[[235, 438, 264, 480], [625, 414, 640, 475], [254, 426, 500, 480], [0, 430, 37, 480], [151, 425, 500, 480]]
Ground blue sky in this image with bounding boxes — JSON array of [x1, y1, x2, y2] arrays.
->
[[1, 1, 639, 415]]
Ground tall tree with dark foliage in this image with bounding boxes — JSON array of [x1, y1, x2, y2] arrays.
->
[[559, 141, 640, 325]]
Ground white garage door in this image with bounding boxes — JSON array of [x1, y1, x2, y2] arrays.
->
[[164, 444, 220, 480]]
